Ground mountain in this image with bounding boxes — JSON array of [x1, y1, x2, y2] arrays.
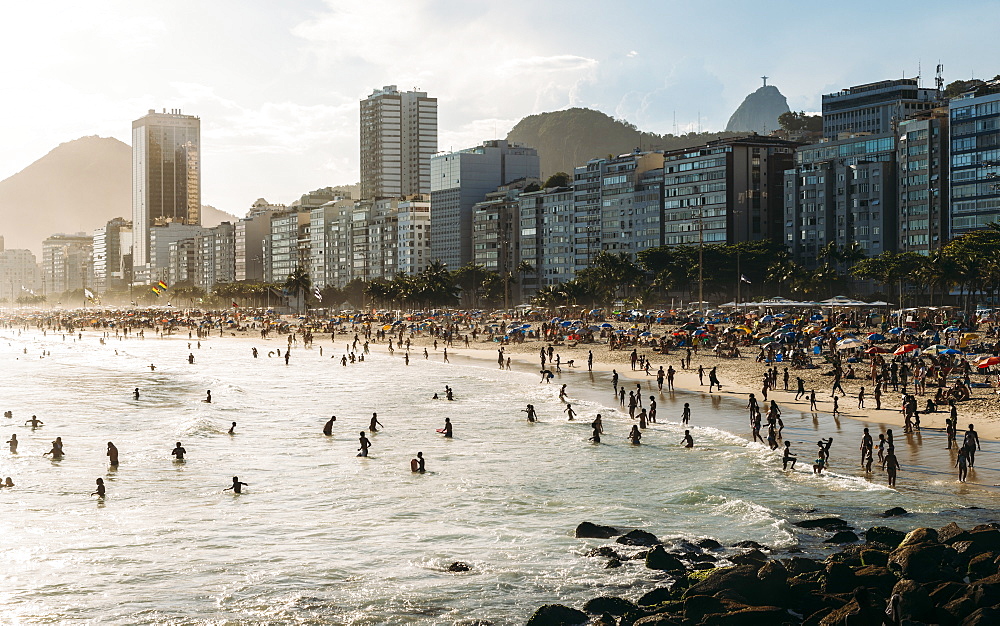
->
[[507, 108, 747, 177], [0, 136, 236, 256], [725, 85, 790, 134]]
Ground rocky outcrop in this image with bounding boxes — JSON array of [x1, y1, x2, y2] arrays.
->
[[575, 521, 619, 539], [725, 85, 790, 134]]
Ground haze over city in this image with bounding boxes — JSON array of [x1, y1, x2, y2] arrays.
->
[[1, 0, 995, 213]]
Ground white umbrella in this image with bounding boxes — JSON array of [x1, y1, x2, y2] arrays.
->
[[836, 337, 865, 350]]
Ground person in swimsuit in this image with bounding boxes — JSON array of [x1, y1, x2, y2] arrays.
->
[[43, 437, 63, 458], [6, 433, 16, 454], [441, 418, 453, 438], [225, 476, 248, 493], [369, 413, 383, 432], [323, 416, 336, 436], [782, 441, 796, 470], [172, 442, 186, 460], [228, 422, 236, 435], [681, 403, 691, 425], [25, 415, 43, 428], [358, 432, 372, 457], [628, 425, 642, 445], [92, 477, 106, 498], [414, 451, 426, 473], [682, 430, 694, 448], [107, 442, 119, 466]]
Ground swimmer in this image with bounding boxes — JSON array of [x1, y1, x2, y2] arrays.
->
[[172, 442, 186, 460], [204, 390, 212, 403], [591, 414, 604, 434], [682, 430, 694, 448], [133, 387, 140, 400], [628, 425, 642, 445], [369, 413, 383, 432], [107, 442, 119, 466], [564, 404, 576, 421], [43, 436, 63, 458], [782, 441, 796, 470], [413, 451, 426, 473], [188, 353, 195, 364], [92, 477, 106, 498], [228, 421, 236, 435], [522, 404, 537, 422], [2, 477, 12, 488], [589, 425, 601, 443], [149, 364, 156, 371], [358, 431, 372, 457], [681, 403, 691, 425], [885, 452, 900, 487], [432, 393, 439, 400], [440, 417, 453, 438], [559, 384, 568, 401], [6, 433, 17, 453], [323, 416, 336, 436], [224, 476, 248, 493]]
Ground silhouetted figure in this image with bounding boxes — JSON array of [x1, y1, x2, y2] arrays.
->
[[225, 476, 248, 493], [323, 416, 336, 436], [92, 477, 106, 498], [172, 442, 186, 460]]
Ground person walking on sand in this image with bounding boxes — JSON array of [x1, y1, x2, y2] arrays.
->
[[697, 364, 704, 386], [666, 365, 675, 391], [809, 390, 818, 412], [708, 366, 721, 392], [795, 377, 806, 400], [857, 387, 865, 409]]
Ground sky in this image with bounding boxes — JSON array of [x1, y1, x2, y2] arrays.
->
[[1, 0, 996, 216]]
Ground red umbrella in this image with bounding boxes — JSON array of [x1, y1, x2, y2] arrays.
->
[[893, 344, 920, 355], [865, 346, 890, 354], [976, 356, 1000, 368]]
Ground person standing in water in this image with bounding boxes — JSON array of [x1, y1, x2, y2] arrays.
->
[[107, 442, 119, 466], [681, 403, 691, 425], [323, 416, 336, 436], [884, 452, 900, 487], [228, 421, 236, 435], [92, 478, 106, 498], [43, 437, 64, 458], [522, 404, 537, 422], [782, 441, 796, 470], [224, 476, 248, 493], [6, 433, 16, 454], [25, 415, 43, 428], [172, 442, 186, 460], [860, 428, 874, 473], [412, 451, 426, 473], [204, 390, 212, 403], [440, 418, 453, 438], [358, 432, 372, 457], [956, 446, 969, 483], [628, 425, 642, 445], [682, 430, 694, 448], [369, 413, 383, 432], [564, 404, 576, 421], [133, 388, 140, 400]]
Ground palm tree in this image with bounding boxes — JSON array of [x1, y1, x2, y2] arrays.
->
[[283, 267, 311, 314]]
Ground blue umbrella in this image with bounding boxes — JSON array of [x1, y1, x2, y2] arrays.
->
[[760, 315, 775, 322], [601, 323, 613, 328], [560, 321, 573, 327], [640, 331, 652, 337], [888, 327, 904, 334], [868, 333, 886, 341], [810, 314, 823, 321], [942, 348, 962, 355]]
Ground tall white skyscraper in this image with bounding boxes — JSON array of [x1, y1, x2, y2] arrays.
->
[[132, 109, 201, 276], [360, 86, 437, 200]]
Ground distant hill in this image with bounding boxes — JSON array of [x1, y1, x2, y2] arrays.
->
[[725, 85, 790, 134], [0, 136, 236, 256], [506, 108, 747, 177]]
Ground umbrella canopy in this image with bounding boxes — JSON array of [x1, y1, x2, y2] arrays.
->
[[758, 336, 778, 344], [976, 356, 1000, 368], [865, 346, 891, 354], [893, 344, 920, 355], [922, 345, 951, 355], [888, 327, 904, 334], [836, 337, 864, 350], [941, 348, 962, 355], [867, 333, 886, 342], [600, 323, 613, 328], [820, 295, 870, 307]]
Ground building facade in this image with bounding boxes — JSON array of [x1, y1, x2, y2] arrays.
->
[[518, 186, 576, 297], [822, 78, 939, 139], [235, 199, 285, 283], [268, 210, 310, 284], [395, 197, 432, 278], [41, 233, 93, 296], [194, 222, 235, 291], [92, 217, 132, 294], [0, 247, 41, 304], [430, 140, 540, 269], [360, 85, 437, 200], [132, 109, 201, 276], [897, 109, 950, 254], [949, 89, 1000, 236]]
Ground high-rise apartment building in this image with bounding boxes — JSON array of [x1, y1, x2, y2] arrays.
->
[[360, 86, 437, 200], [41, 233, 93, 296], [132, 109, 201, 278], [822, 78, 939, 139], [949, 88, 1000, 236], [236, 199, 285, 282], [430, 140, 540, 269], [519, 186, 576, 297], [897, 109, 949, 254], [92, 217, 133, 294], [0, 247, 41, 304]]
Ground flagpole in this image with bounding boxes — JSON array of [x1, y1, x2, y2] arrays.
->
[[736, 249, 741, 310]]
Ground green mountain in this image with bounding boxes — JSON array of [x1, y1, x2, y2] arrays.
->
[[506, 107, 746, 177]]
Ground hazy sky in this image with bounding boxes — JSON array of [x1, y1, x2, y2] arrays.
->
[[1, 0, 995, 216]]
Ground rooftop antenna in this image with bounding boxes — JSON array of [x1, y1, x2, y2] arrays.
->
[[935, 62, 944, 92], [917, 60, 922, 86]]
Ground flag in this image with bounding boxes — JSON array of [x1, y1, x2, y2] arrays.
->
[[21, 286, 36, 296], [84, 288, 96, 301], [740, 274, 752, 284], [157, 280, 169, 290], [313, 286, 322, 300], [151, 286, 161, 296], [232, 301, 239, 308]]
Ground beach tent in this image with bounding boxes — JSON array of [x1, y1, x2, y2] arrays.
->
[[819, 295, 870, 307]]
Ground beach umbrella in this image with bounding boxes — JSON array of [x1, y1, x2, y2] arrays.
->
[[694, 329, 708, 337], [976, 356, 1000, 368], [941, 348, 962, 355], [893, 344, 920, 355], [865, 346, 891, 354], [760, 315, 775, 322], [733, 326, 751, 334], [758, 336, 778, 344], [867, 333, 886, 342], [945, 326, 961, 332], [836, 337, 864, 350], [560, 321, 573, 327], [600, 323, 613, 328], [773, 313, 788, 319], [810, 314, 824, 321], [888, 327, 904, 334], [640, 331, 652, 337], [922, 345, 951, 355]]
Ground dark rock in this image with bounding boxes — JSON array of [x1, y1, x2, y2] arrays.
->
[[781, 557, 824, 576], [683, 566, 759, 599], [967, 528, 1000, 551], [939, 522, 972, 545], [889, 541, 950, 583], [704, 605, 791, 625], [627, 550, 650, 561], [525, 604, 588, 626], [696, 538, 722, 550], [860, 549, 889, 567], [452, 620, 494, 626], [892, 579, 935, 623], [645, 546, 685, 572], [680, 551, 716, 563], [962, 607, 1000, 626], [971, 523, 1000, 532], [822, 561, 856, 594], [732, 540, 768, 550], [585, 546, 621, 559], [730, 549, 769, 567], [881, 506, 908, 517], [927, 580, 965, 606], [447, 561, 471, 572], [794, 517, 850, 530], [898, 527, 940, 548], [617, 529, 660, 547], [824, 530, 860, 544], [637, 587, 674, 607], [681, 595, 730, 623], [689, 562, 715, 570], [590, 614, 615, 626], [575, 522, 619, 539], [865, 526, 906, 549], [941, 593, 978, 625], [853, 565, 898, 594], [631, 613, 680, 626], [970, 583, 1000, 609], [582, 596, 637, 616], [605, 558, 622, 569], [968, 552, 998, 580]]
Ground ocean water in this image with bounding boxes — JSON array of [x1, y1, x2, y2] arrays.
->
[[0, 327, 997, 624]]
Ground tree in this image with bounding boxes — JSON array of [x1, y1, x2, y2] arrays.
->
[[543, 172, 571, 188], [453, 263, 490, 308], [778, 111, 822, 132], [283, 267, 312, 313], [850, 251, 923, 306]]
